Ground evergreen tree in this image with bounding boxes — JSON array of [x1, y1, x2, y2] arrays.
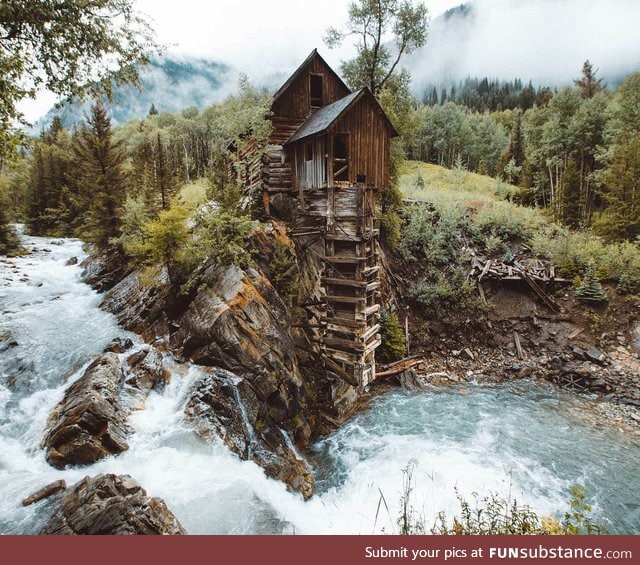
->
[[148, 103, 159, 116], [0, 184, 18, 254], [269, 241, 299, 306], [72, 102, 127, 251], [153, 132, 178, 211], [574, 262, 608, 303], [26, 118, 76, 235], [574, 60, 605, 99], [498, 109, 525, 184], [378, 309, 407, 362]]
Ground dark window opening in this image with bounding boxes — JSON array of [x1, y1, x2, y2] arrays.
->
[[310, 74, 324, 107], [305, 142, 313, 161], [333, 135, 349, 182], [356, 173, 366, 184]]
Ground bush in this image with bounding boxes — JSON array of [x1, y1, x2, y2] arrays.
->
[[409, 267, 489, 326], [400, 205, 467, 265], [618, 272, 640, 295], [380, 210, 402, 249], [192, 209, 254, 270]]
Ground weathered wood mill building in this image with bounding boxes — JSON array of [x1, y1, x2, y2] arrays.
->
[[240, 50, 397, 406]]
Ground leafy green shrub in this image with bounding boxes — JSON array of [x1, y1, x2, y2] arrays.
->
[[380, 210, 402, 249], [192, 209, 254, 270], [475, 200, 544, 242], [400, 205, 467, 265], [123, 204, 190, 285], [378, 309, 407, 362], [409, 267, 489, 325]]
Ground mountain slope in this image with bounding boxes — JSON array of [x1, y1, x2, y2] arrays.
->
[[35, 56, 234, 131]]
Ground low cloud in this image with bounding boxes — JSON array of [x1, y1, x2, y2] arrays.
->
[[406, 0, 640, 93]]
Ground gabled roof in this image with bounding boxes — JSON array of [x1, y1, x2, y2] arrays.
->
[[284, 88, 399, 145], [272, 48, 350, 105]]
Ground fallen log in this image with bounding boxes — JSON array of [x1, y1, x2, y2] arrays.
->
[[375, 356, 425, 379]]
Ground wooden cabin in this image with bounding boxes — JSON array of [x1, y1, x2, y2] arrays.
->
[[243, 50, 397, 406]]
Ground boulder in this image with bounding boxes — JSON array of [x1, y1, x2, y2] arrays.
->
[[185, 368, 314, 499], [22, 480, 67, 507], [41, 474, 185, 535], [122, 346, 166, 410], [104, 337, 134, 354], [43, 348, 165, 468], [174, 265, 301, 387], [586, 348, 606, 365], [43, 354, 129, 468]]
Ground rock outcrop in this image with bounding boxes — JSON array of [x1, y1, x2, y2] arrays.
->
[[185, 368, 314, 499], [43, 347, 165, 468], [101, 266, 171, 342], [95, 227, 320, 496], [41, 474, 186, 535]]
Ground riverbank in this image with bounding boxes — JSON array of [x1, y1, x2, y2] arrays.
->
[[374, 285, 640, 434]]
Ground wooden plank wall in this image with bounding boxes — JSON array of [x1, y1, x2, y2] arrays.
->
[[271, 55, 351, 119], [332, 96, 391, 189], [292, 137, 327, 191]]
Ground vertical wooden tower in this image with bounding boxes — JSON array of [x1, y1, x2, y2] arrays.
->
[[243, 50, 397, 403]]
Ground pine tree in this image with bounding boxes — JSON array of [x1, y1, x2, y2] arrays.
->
[[574, 60, 604, 99], [0, 187, 18, 254], [378, 309, 407, 362], [269, 241, 299, 306], [72, 102, 127, 251], [148, 103, 159, 116], [575, 262, 608, 303], [154, 132, 177, 211]]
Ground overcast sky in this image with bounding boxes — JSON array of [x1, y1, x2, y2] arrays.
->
[[18, 0, 640, 121], [133, 0, 460, 74]]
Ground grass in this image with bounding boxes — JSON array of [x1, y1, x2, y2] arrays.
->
[[177, 178, 209, 210], [398, 161, 640, 286]]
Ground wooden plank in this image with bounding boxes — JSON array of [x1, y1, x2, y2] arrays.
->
[[321, 255, 369, 263], [568, 327, 584, 340], [519, 270, 560, 313], [325, 295, 366, 305], [478, 283, 486, 304], [362, 266, 381, 277], [360, 323, 381, 342], [514, 331, 525, 360], [364, 304, 381, 317], [375, 356, 424, 379], [322, 277, 369, 288], [479, 260, 493, 281], [324, 336, 367, 352], [321, 316, 365, 329], [322, 354, 358, 386]]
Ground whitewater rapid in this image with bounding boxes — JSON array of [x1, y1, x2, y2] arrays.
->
[[1, 233, 639, 534]]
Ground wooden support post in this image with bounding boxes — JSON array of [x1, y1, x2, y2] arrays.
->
[[405, 315, 410, 356]]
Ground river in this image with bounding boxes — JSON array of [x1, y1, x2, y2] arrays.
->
[[1, 234, 639, 534]]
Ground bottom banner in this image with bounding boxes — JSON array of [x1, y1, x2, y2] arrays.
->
[[0, 535, 638, 565]]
